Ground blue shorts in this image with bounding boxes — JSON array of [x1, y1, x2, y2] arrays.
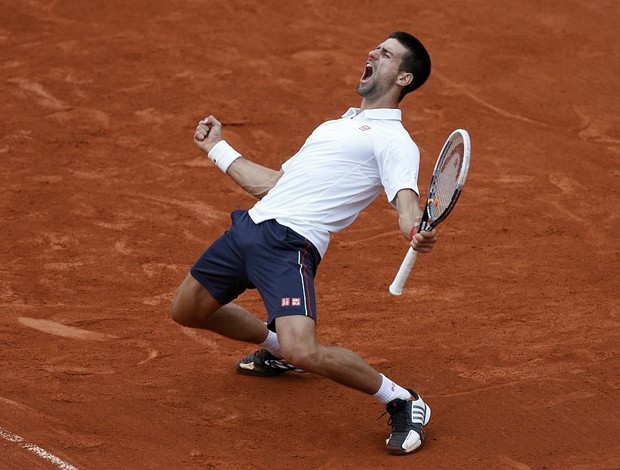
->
[[190, 210, 321, 329]]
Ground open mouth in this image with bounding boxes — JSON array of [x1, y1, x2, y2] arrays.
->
[[360, 63, 373, 84]]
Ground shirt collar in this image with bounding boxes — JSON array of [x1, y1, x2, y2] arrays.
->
[[341, 107, 402, 121]]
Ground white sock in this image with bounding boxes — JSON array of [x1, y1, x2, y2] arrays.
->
[[258, 329, 283, 358], [373, 374, 413, 404]]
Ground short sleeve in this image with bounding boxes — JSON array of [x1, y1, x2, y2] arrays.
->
[[375, 137, 420, 207]]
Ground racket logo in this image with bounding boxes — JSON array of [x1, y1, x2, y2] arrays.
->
[[426, 197, 440, 223]]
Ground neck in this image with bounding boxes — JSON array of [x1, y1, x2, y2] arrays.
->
[[359, 94, 401, 111]]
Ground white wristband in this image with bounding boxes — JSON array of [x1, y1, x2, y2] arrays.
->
[[208, 140, 242, 173]]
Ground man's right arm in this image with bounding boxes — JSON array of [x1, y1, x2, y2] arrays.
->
[[226, 159, 283, 199], [194, 115, 283, 199]]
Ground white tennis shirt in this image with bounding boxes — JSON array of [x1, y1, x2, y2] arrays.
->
[[248, 107, 420, 258]]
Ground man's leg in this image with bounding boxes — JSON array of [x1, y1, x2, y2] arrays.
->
[[275, 314, 382, 394], [275, 314, 431, 454], [170, 273, 268, 344], [171, 273, 297, 376]]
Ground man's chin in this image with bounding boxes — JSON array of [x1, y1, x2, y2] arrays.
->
[[356, 82, 371, 97]]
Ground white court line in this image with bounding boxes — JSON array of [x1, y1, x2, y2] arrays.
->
[[0, 426, 78, 470]]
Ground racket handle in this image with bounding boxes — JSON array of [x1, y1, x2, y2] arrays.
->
[[389, 247, 419, 296]]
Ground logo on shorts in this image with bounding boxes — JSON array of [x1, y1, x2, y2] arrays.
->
[[281, 297, 302, 307]]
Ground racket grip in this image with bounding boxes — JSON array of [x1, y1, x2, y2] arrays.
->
[[389, 247, 419, 296]]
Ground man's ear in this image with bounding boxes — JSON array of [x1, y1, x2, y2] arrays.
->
[[398, 72, 413, 87]]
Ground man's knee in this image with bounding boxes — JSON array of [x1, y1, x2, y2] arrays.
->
[[276, 315, 322, 370], [283, 344, 322, 371], [169, 294, 187, 325], [169, 273, 220, 327], [169, 289, 193, 326]]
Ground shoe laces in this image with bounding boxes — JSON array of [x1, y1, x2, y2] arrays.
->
[[379, 399, 411, 432], [253, 349, 273, 361]]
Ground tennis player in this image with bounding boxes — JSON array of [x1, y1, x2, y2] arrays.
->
[[171, 31, 438, 455]]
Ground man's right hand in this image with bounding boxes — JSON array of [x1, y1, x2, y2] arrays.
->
[[194, 115, 223, 154]]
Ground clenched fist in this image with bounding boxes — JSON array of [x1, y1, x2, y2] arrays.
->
[[194, 115, 223, 154]]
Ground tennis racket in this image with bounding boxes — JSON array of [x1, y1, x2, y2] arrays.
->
[[389, 129, 471, 296]]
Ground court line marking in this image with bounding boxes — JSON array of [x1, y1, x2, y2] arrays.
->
[[434, 71, 543, 126], [430, 376, 572, 398], [17, 317, 116, 341], [0, 425, 78, 469]]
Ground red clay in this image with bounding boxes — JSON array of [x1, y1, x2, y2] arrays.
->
[[1, 0, 618, 468]]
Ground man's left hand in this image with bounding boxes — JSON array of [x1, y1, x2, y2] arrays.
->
[[411, 228, 437, 253]]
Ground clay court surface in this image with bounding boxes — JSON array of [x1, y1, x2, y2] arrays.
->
[[1, 0, 619, 468]]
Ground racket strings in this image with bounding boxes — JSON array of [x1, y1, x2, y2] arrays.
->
[[429, 141, 464, 219]]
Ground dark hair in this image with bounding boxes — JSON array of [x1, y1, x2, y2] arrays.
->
[[388, 31, 431, 101]]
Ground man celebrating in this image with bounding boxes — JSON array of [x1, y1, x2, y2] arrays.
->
[[171, 32, 437, 455]]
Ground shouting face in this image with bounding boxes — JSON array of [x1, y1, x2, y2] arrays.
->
[[357, 38, 410, 101]]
